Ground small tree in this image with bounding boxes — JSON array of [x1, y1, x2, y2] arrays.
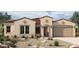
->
[[70, 11, 79, 24]]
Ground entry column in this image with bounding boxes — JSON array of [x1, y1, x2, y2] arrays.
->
[[41, 26, 44, 37], [49, 26, 53, 37]]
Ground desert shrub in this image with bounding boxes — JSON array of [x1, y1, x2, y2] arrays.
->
[[0, 35, 5, 44], [6, 39, 10, 41], [10, 44, 17, 48], [49, 44, 53, 46], [37, 36, 40, 38], [5, 36, 10, 41], [31, 35, 34, 38], [9, 40, 17, 48], [54, 41, 59, 46], [14, 35, 17, 38], [25, 36, 29, 39], [48, 37, 53, 40], [21, 35, 25, 38], [28, 43, 32, 46], [36, 46, 39, 48], [6, 36, 9, 38], [36, 34, 41, 38], [11, 40, 17, 44]]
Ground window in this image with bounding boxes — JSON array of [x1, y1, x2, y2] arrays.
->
[[6, 26, 11, 33], [20, 26, 24, 34], [36, 27, 40, 34], [25, 26, 29, 34], [20, 26, 29, 34]]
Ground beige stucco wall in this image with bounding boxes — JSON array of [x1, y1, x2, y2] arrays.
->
[[4, 18, 35, 37], [4, 23, 14, 36], [40, 17, 53, 37]]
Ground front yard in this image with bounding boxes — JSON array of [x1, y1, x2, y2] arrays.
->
[[16, 37, 72, 48], [0, 36, 72, 48]]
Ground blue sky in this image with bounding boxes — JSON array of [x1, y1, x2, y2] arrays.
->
[[8, 11, 74, 20]]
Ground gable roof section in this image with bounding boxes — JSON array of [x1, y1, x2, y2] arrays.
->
[[4, 17, 35, 23], [53, 18, 75, 24], [53, 18, 76, 26], [32, 16, 54, 25], [40, 16, 54, 19]]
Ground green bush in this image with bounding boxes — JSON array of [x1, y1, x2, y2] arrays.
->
[[11, 40, 17, 44], [0, 37, 5, 44], [10, 44, 17, 48], [54, 41, 59, 46]]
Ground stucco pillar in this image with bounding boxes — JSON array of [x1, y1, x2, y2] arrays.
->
[[41, 26, 44, 37], [49, 26, 53, 37], [73, 26, 75, 37]]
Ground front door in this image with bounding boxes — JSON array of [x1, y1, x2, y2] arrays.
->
[[44, 26, 49, 37]]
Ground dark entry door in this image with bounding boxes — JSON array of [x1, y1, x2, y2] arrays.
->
[[44, 26, 49, 37]]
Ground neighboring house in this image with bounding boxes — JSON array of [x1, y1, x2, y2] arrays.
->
[[3, 16, 76, 37]]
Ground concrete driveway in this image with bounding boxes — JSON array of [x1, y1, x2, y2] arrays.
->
[[53, 37, 79, 46]]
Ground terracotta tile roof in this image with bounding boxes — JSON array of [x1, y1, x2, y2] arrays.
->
[[32, 18, 40, 25], [4, 16, 54, 24]]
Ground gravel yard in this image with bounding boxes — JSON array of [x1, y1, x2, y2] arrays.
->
[[16, 37, 72, 48]]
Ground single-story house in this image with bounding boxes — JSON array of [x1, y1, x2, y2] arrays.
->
[[3, 16, 76, 37]]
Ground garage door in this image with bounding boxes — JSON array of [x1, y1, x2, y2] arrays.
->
[[53, 25, 73, 37]]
